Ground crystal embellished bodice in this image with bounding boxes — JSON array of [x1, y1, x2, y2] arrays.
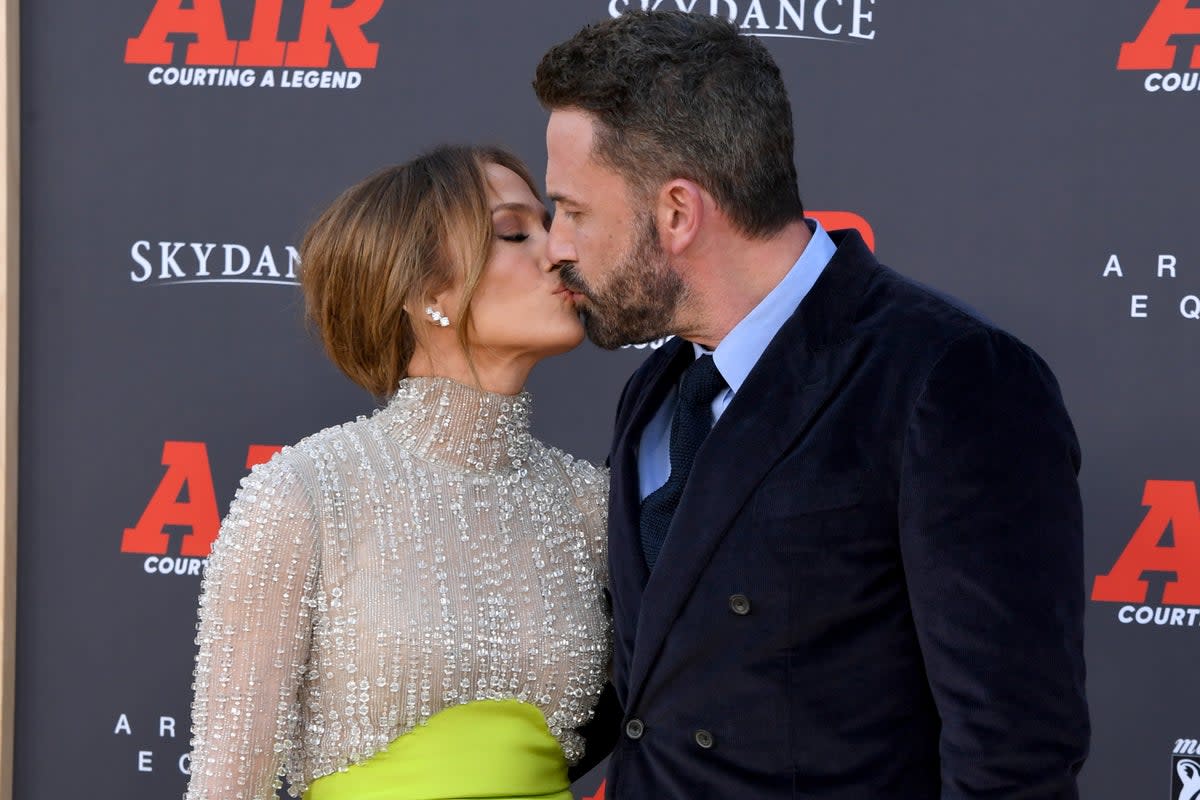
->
[[185, 378, 611, 800]]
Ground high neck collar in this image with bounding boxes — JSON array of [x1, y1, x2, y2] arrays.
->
[[378, 376, 533, 472]]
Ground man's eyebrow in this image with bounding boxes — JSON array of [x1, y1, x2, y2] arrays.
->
[[547, 193, 579, 206]]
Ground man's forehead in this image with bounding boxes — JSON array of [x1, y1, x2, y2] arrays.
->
[[547, 108, 596, 146], [545, 110, 603, 196], [546, 109, 597, 174]]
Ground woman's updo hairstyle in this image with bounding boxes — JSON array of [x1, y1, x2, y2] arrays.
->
[[299, 144, 539, 398]]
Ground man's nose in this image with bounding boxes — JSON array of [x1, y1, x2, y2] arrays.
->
[[545, 216, 577, 270]]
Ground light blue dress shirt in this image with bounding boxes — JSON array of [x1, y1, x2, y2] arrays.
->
[[637, 219, 837, 500]]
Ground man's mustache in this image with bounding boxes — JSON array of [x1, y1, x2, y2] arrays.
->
[[557, 263, 591, 297]]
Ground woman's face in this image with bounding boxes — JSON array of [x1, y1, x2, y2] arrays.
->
[[449, 162, 584, 362]]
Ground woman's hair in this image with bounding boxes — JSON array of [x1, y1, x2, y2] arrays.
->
[[299, 145, 539, 398]]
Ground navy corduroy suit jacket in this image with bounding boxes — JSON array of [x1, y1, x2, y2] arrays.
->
[[603, 229, 1090, 799]]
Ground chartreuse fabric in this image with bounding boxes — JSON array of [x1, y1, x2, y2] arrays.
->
[[304, 699, 572, 800]]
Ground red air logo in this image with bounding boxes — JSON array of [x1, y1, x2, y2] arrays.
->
[[809, 211, 876, 252], [1092, 480, 1200, 628], [121, 441, 282, 576], [1118, 0, 1200, 93], [125, 0, 382, 90]]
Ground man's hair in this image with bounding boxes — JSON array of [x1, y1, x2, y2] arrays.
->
[[300, 145, 539, 398], [534, 10, 804, 238]]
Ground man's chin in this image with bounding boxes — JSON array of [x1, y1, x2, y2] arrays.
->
[[580, 314, 623, 351], [581, 312, 668, 351]]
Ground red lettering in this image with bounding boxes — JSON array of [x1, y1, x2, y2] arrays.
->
[[127, 0, 382, 70], [809, 211, 875, 252], [246, 444, 284, 469], [121, 441, 219, 557], [1118, 0, 1200, 71], [125, 0, 237, 66], [285, 0, 383, 68], [123, 442, 285, 559], [1092, 480, 1200, 604], [236, 0, 287, 67], [583, 780, 606, 800]]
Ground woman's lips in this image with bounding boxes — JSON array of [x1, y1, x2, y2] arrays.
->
[[554, 285, 585, 303]]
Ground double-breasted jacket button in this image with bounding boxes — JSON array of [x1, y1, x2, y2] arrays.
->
[[694, 729, 715, 749], [625, 718, 645, 740], [729, 593, 751, 615]]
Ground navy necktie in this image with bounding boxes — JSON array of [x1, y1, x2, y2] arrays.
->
[[640, 354, 726, 570]]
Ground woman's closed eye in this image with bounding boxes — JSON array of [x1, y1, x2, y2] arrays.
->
[[498, 232, 530, 243]]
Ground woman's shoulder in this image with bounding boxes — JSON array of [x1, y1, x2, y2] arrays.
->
[[531, 442, 609, 569], [229, 415, 384, 508], [271, 413, 381, 468], [531, 441, 608, 497]]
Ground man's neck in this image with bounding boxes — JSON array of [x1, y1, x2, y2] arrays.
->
[[676, 218, 813, 350]]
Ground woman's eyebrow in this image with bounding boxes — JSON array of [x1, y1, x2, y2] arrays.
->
[[491, 202, 552, 228], [490, 202, 543, 215]]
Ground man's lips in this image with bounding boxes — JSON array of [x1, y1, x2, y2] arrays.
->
[[556, 264, 589, 302], [553, 285, 586, 303]]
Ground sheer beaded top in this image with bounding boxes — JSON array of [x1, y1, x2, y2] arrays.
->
[[185, 377, 611, 800]]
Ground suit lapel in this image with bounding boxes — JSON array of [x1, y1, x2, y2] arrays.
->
[[608, 339, 693, 691], [624, 230, 878, 706]]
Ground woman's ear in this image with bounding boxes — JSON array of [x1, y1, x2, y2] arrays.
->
[[424, 285, 460, 329]]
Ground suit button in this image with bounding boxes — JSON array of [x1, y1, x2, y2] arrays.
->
[[625, 718, 644, 740], [694, 729, 715, 749], [729, 594, 751, 615]]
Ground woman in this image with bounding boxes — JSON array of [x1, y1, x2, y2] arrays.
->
[[184, 146, 611, 800]]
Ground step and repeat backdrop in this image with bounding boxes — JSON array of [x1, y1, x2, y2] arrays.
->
[[14, 1, 1198, 798]]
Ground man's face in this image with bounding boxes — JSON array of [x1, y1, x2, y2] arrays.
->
[[545, 109, 685, 349]]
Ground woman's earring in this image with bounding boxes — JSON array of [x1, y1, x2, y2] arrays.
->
[[425, 307, 450, 327]]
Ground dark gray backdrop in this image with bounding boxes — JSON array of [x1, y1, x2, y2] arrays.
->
[[16, 2, 1194, 798]]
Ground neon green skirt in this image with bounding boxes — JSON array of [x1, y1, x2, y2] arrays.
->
[[304, 699, 572, 800]]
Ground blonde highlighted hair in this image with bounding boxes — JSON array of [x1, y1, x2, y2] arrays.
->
[[299, 145, 539, 398]]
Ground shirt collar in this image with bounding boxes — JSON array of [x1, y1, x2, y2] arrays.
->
[[692, 219, 837, 393]]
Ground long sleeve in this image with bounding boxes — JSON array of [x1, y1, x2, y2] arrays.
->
[[185, 452, 320, 800], [561, 453, 610, 586], [556, 452, 618, 781], [898, 329, 1089, 799]]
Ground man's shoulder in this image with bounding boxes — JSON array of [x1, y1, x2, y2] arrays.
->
[[818, 228, 996, 346], [850, 261, 1017, 361], [853, 263, 1064, 406], [870, 263, 992, 331], [768, 251, 1057, 400]]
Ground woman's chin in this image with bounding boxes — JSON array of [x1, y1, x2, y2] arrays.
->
[[549, 332, 587, 357], [535, 324, 587, 359], [564, 319, 587, 350]]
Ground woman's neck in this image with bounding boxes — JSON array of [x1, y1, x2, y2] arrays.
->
[[405, 346, 534, 396], [381, 377, 533, 472]]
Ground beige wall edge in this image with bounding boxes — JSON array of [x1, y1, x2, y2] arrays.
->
[[0, 0, 17, 797]]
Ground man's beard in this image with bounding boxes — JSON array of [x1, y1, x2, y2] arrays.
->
[[559, 213, 685, 350]]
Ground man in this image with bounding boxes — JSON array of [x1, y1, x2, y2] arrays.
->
[[535, 10, 1089, 800]]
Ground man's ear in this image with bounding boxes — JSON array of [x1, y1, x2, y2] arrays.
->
[[656, 179, 704, 256]]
